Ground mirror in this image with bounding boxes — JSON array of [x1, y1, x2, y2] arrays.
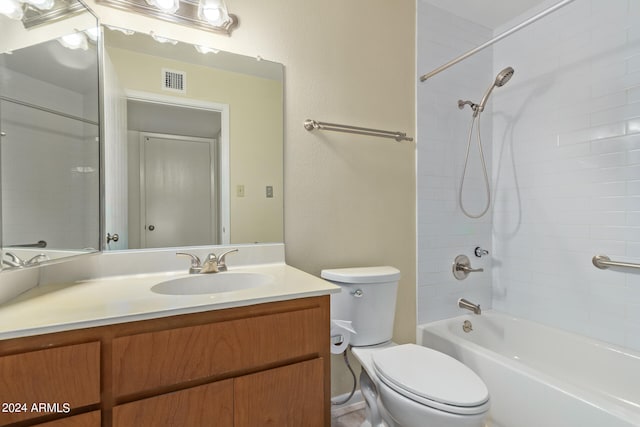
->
[[102, 27, 283, 250], [0, 0, 100, 269]]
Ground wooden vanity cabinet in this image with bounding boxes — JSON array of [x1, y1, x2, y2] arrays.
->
[[0, 342, 100, 425], [0, 296, 330, 427]]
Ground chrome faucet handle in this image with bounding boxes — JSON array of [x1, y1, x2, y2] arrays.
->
[[176, 252, 202, 274], [3, 252, 24, 268], [452, 255, 483, 280], [25, 253, 48, 266], [215, 248, 238, 272]]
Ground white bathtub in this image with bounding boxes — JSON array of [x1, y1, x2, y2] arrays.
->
[[418, 311, 640, 427]]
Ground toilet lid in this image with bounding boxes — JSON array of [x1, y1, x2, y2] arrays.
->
[[372, 344, 489, 414]]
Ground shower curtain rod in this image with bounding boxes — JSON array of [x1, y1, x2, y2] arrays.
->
[[419, 0, 577, 82], [303, 119, 414, 142]]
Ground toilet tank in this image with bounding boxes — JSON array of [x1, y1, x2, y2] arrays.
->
[[322, 266, 401, 347]]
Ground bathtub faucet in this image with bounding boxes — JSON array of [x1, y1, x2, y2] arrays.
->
[[458, 298, 481, 315]]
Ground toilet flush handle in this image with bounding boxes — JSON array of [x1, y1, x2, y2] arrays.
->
[[351, 289, 364, 298]]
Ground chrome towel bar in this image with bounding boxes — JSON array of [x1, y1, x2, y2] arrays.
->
[[592, 255, 640, 271], [304, 119, 413, 142]]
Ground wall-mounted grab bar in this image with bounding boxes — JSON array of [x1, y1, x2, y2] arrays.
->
[[7, 240, 47, 248], [304, 119, 413, 142], [592, 255, 640, 271]]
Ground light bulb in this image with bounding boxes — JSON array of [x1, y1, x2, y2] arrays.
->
[[58, 33, 88, 50], [0, 0, 23, 20], [202, 7, 221, 23], [198, 0, 229, 26], [145, 0, 179, 13], [150, 32, 178, 45], [85, 27, 99, 42], [106, 26, 135, 35], [195, 45, 219, 54]]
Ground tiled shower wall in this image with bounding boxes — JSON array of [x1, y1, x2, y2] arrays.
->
[[417, 2, 494, 323], [491, 0, 640, 350], [0, 69, 99, 250], [418, 0, 640, 351]]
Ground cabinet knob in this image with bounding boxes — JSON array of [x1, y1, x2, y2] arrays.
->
[[148, 225, 155, 231], [107, 233, 119, 243]]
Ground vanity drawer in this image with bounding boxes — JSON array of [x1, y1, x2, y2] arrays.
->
[[34, 410, 101, 427], [0, 342, 101, 424], [113, 380, 233, 427], [112, 305, 325, 397]]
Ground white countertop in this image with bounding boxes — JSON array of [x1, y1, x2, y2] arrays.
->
[[0, 263, 340, 340]]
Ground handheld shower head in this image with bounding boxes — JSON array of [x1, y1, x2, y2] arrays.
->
[[495, 66, 514, 87], [477, 66, 514, 114]]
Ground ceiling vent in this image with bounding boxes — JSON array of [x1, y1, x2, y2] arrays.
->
[[162, 68, 186, 93]]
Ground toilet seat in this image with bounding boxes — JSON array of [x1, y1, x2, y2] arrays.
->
[[372, 344, 490, 416]]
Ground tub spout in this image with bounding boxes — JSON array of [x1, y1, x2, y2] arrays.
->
[[458, 298, 481, 315]]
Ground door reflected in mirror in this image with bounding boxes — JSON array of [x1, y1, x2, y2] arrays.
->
[[103, 27, 284, 250]]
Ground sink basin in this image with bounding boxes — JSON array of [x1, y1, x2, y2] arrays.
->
[[151, 272, 273, 295]]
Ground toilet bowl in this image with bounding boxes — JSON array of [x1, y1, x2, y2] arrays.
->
[[323, 266, 490, 427], [352, 343, 489, 427]]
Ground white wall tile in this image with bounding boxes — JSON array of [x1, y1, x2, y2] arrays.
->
[[417, 2, 493, 324], [419, 0, 640, 352]]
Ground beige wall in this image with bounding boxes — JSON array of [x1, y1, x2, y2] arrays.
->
[[88, 0, 416, 397]]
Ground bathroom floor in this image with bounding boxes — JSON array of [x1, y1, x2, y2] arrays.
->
[[331, 408, 366, 427]]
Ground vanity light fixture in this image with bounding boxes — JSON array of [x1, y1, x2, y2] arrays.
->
[[96, 0, 238, 35]]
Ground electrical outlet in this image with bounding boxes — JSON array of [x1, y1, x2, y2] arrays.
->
[[266, 186, 273, 198], [236, 184, 245, 197]]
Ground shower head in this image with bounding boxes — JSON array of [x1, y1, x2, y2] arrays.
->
[[477, 66, 514, 114], [495, 66, 514, 87]]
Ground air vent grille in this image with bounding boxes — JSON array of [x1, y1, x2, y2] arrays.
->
[[162, 68, 186, 93]]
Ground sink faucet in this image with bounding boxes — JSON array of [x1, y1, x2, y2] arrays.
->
[[458, 298, 481, 315], [177, 249, 239, 274], [3, 252, 23, 268], [2, 252, 48, 268]]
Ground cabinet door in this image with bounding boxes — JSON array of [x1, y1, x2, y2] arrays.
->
[[234, 358, 324, 427], [35, 411, 100, 427], [112, 379, 233, 427], [0, 342, 100, 425]]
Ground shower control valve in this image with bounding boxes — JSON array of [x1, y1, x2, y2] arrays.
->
[[453, 255, 484, 280]]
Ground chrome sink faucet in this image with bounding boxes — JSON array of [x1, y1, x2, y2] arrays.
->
[[177, 249, 239, 274], [458, 298, 482, 315], [2, 252, 48, 268]]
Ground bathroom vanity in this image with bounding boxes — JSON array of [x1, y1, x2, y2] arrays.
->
[[0, 254, 338, 427]]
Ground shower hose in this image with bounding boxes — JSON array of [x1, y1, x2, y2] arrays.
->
[[459, 112, 491, 219]]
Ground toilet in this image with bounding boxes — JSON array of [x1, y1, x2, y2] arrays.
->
[[323, 266, 490, 427]]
